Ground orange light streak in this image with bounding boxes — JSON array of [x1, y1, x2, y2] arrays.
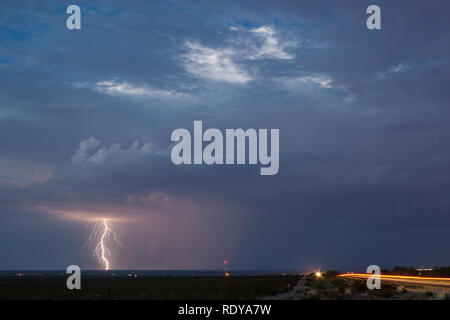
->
[[338, 273, 450, 281]]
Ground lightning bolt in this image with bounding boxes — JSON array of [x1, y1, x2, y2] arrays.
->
[[85, 218, 123, 270]]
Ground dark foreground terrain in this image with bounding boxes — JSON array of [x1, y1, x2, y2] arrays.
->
[[3, 267, 450, 300], [0, 275, 299, 300], [265, 272, 450, 300]]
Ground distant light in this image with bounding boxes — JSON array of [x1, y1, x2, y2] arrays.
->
[[315, 272, 322, 278], [224, 260, 228, 265], [225, 272, 230, 277]]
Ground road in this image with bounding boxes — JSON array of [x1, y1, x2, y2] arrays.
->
[[338, 273, 450, 287]]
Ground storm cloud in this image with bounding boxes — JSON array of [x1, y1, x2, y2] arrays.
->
[[1, 0, 450, 270]]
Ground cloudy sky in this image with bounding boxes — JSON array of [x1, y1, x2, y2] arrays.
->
[[1, 0, 449, 270]]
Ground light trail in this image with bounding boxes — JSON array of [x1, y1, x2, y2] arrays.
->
[[85, 218, 123, 271], [338, 273, 450, 287], [338, 273, 450, 281]]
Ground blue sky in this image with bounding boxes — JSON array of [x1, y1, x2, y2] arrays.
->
[[1, 0, 450, 270]]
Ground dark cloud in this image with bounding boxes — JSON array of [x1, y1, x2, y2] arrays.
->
[[1, 0, 450, 269]]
